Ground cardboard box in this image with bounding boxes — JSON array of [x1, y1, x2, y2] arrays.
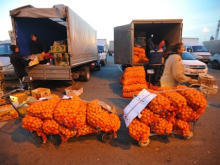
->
[[32, 88, 51, 99], [200, 84, 218, 95], [53, 41, 61, 46], [54, 53, 69, 66], [65, 86, 83, 96], [0, 104, 19, 121], [198, 73, 216, 87], [10, 93, 28, 104], [50, 45, 66, 53]]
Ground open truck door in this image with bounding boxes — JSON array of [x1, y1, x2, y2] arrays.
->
[[114, 23, 132, 68]]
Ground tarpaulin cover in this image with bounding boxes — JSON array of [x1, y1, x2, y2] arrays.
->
[[10, 4, 98, 65]]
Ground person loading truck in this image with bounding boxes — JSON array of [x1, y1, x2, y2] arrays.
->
[[30, 34, 47, 55], [30, 34, 49, 64], [10, 45, 34, 89], [147, 39, 166, 86]]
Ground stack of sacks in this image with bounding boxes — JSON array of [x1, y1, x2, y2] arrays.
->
[[133, 47, 149, 63], [120, 66, 148, 98], [22, 95, 121, 145]]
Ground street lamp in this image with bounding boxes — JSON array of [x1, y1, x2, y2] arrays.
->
[[204, 28, 209, 41]]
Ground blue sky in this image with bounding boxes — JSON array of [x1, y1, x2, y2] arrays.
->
[[0, 0, 219, 44]]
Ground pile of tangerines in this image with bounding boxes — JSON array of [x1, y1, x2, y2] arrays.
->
[[127, 85, 207, 143], [22, 95, 121, 144]]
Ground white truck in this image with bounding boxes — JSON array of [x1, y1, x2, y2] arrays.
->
[[108, 41, 114, 56], [97, 39, 107, 66], [9, 4, 100, 81], [182, 38, 199, 45]]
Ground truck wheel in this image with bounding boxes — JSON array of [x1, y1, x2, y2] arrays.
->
[[212, 60, 220, 69]]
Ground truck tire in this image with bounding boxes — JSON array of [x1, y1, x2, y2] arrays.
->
[[212, 60, 220, 69]]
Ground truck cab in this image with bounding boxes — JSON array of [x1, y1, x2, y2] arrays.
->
[[0, 40, 17, 79], [184, 43, 212, 63]]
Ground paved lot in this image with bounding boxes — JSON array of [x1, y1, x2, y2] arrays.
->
[[1, 56, 220, 165]]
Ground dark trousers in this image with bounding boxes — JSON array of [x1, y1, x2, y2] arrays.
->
[[146, 65, 161, 86], [16, 71, 29, 90]]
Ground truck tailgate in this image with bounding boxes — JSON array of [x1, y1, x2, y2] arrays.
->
[[26, 64, 71, 80]]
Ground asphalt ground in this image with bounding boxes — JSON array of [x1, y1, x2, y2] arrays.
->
[[0, 55, 220, 165]]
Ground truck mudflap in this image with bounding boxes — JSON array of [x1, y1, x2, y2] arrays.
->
[[26, 64, 71, 80]]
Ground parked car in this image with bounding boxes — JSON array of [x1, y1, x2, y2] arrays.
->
[[182, 51, 208, 76], [0, 40, 17, 79], [210, 50, 220, 69], [184, 43, 212, 63]]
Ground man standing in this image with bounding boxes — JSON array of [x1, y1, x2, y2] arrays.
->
[[147, 39, 166, 86], [30, 34, 46, 55], [10, 45, 33, 89]]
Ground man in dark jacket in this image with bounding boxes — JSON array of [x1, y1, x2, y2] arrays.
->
[[30, 34, 46, 55], [10, 45, 33, 89]]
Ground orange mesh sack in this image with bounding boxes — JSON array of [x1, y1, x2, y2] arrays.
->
[[122, 66, 148, 98], [22, 115, 43, 132], [122, 77, 147, 86], [133, 55, 140, 63], [122, 84, 148, 93], [53, 97, 87, 130], [152, 118, 173, 135], [22, 115, 47, 143], [42, 119, 60, 135], [146, 91, 170, 114], [122, 90, 142, 98], [173, 119, 190, 137], [76, 123, 98, 137], [86, 99, 121, 137], [175, 85, 207, 115], [26, 98, 60, 119], [139, 108, 160, 126], [157, 87, 187, 110], [123, 66, 146, 78], [176, 106, 200, 122], [128, 118, 150, 143], [58, 126, 76, 144]]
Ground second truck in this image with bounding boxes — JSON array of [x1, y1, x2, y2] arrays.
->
[[114, 19, 183, 69]]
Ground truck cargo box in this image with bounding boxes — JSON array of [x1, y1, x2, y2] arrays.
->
[[10, 4, 98, 80], [114, 19, 183, 66]]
